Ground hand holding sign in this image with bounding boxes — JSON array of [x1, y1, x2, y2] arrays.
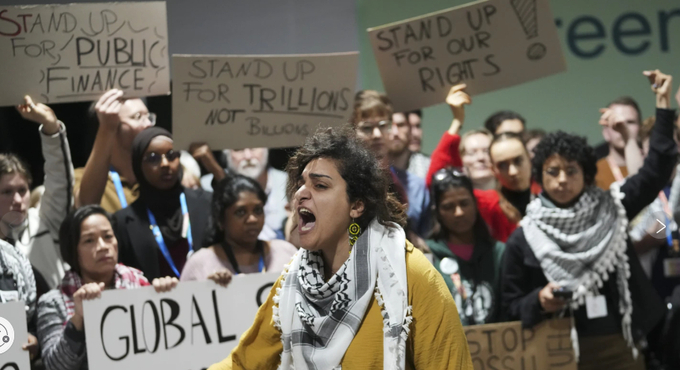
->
[[21, 333, 38, 361], [16, 95, 59, 135], [72, 282, 105, 331], [207, 270, 234, 287], [94, 90, 124, 133], [152, 276, 179, 292]]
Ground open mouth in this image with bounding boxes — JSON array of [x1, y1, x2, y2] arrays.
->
[[298, 207, 316, 233]]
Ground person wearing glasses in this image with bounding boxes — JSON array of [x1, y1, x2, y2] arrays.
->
[[112, 127, 211, 280], [427, 168, 505, 326], [351, 90, 432, 248], [74, 89, 158, 213]]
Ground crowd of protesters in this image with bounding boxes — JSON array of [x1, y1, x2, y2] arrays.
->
[[0, 67, 679, 370]]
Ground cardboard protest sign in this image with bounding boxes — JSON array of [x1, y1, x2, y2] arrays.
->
[[83, 273, 280, 370], [465, 319, 577, 370], [367, 0, 566, 112], [172, 52, 358, 150], [0, 2, 170, 106], [0, 301, 31, 370]]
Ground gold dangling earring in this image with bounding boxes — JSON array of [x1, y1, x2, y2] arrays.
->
[[348, 218, 361, 251]]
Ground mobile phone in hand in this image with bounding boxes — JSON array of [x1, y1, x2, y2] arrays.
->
[[552, 287, 573, 300]]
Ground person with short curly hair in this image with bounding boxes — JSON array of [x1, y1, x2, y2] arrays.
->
[[502, 70, 677, 370], [209, 127, 472, 370]]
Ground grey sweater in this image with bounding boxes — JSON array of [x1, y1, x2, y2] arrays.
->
[[37, 289, 87, 370]]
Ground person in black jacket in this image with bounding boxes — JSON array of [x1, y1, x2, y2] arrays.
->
[[113, 127, 211, 280], [501, 70, 676, 370]]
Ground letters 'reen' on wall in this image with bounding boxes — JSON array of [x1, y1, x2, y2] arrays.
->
[[465, 319, 577, 370], [83, 273, 279, 370], [367, 0, 566, 112], [171, 52, 359, 150], [0, 2, 170, 106]]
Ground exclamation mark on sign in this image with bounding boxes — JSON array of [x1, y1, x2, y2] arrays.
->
[[509, 0, 546, 60]]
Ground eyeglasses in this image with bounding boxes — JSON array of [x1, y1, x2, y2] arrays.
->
[[142, 150, 180, 165], [356, 120, 392, 136], [128, 112, 157, 126], [432, 167, 466, 183]]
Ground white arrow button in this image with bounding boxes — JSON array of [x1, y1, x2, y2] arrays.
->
[[656, 219, 667, 234]]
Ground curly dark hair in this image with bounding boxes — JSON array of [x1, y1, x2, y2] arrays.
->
[[204, 172, 268, 247], [286, 127, 406, 230], [531, 131, 598, 186]]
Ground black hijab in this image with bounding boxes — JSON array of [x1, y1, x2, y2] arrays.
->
[[131, 127, 185, 245]]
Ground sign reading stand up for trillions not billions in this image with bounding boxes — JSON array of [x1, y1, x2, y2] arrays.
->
[[172, 52, 359, 150], [0, 2, 170, 106]]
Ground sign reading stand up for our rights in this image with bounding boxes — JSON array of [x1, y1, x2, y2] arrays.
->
[[0, 2, 170, 106], [367, 0, 567, 112]]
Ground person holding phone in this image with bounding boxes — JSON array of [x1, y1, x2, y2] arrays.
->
[[501, 70, 676, 370]]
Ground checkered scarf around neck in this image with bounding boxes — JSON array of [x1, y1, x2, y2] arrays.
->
[[520, 182, 636, 358], [60, 263, 150, 321], [273, 220, 412, 370]]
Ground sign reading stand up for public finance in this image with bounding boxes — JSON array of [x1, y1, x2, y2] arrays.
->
[[0, 2, 170, 107], [171, 52, 359, 150], [367, 0, 567, 112], [0, 301, 31, 370], [83, 273, 280, 370], [465, 319, 577, 370]]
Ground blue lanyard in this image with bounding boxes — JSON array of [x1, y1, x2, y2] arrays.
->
[[146, 193, 193, 277], [110, 169, 128, 208], [234, 256, 265, 275], [221, 240, 266, 274]]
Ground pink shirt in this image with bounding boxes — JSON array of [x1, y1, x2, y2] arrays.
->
[[180, 239, 298, 281]]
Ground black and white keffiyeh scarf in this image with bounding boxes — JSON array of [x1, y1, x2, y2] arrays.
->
[[273, 220, 411, 370], [521, 183, 635, 359]]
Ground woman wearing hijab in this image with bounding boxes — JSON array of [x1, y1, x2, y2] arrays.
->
[[209, 128, 472, 370], [501, 70, 676, 370], [113, 127, 211, 280]]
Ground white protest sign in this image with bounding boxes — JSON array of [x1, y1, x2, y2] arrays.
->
[[0, 2, 170, 106], [172, 52, 358, 150], [83, 273, 280, 370], [367, 0, 566, 112], [0, 301, 30, 370]]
